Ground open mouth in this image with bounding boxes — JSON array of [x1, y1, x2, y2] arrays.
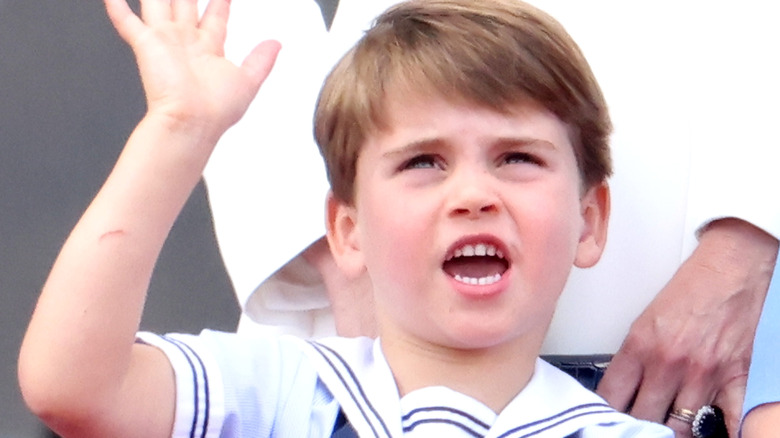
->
[[443, 243, 509, 286]]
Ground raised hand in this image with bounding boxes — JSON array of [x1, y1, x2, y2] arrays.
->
[[104, 0, 280, 136], [19, 3, 280, 437]]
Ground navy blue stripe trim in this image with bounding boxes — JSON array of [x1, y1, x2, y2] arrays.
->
[[309, 341, 391, 438], [518, 409, 616, 438], [163, 336, 211, 438], [402, 406, 490, 429], [402, 418, 485, 437], [497, 407, 616, 438], [157, 336, 200, 438]]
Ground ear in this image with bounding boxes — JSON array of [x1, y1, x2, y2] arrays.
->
[[574, 181, 611, 268], [325, 191, 366, 277]]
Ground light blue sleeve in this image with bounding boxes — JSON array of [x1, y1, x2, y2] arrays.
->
[[743, 249, 780, 420]]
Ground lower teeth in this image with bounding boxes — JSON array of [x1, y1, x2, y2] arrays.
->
[[453, 274, 501, 285]]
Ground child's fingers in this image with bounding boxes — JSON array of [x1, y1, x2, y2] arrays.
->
[[104, 0, 146, 44], [241, 40, 282, 93], [140, 0, 172, 25], [199, 0, 230, 53], [171, 0, 199, 26]]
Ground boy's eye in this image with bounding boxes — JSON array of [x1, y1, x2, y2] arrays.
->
[[400, 154, 442, 171], [501, 152, 542, 166]]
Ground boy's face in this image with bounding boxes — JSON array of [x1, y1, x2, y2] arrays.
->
[[327, 91, 609, 352]]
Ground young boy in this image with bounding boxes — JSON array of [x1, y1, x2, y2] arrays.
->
[[18, 0, 672, 436]]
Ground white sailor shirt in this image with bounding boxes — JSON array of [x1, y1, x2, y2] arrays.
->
[[138, 330, 672, 437]]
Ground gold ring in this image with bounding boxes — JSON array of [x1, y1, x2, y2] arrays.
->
[[668, 407, 696, 424]]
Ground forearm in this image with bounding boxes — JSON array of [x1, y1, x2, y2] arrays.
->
[[696, 218, 778, 302], [19, 0, 279, 432], [18, 112, 219, 430]]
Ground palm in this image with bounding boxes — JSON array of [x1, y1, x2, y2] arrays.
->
[[106, 0, 279, 133]]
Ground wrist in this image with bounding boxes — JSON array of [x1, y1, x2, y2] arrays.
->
[[143, 108, 225, 144], [134, 110, 225, 169], [699, 218, 778, 261], [695, 218, 778, 288]]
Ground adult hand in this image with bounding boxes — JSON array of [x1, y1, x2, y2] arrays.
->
[[597, 218, 778, 437], [104, 0, 280, 136]]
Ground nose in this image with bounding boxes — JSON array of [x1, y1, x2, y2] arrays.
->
[[447, 168, 500, 219]]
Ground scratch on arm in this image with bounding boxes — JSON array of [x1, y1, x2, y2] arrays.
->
[[99, 229, 126, 241]]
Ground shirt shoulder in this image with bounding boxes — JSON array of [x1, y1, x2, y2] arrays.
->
[[138, 330, 340, 438]]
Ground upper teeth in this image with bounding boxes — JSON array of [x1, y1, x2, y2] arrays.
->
[[448, 243, 504, 260]]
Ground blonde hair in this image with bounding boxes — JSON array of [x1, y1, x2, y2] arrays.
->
[[315, 0, 612, 202]]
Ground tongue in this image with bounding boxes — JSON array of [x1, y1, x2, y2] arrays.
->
[[443, 256, 507, 279]]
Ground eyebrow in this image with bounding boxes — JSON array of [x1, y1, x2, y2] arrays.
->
[[382, 136, 558, 159], [493, 137, 558, 152], [381, 138, 446, 160]]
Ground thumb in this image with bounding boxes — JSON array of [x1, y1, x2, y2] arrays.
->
[[241, 40, 282, 94]]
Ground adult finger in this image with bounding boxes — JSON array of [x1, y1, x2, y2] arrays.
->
[[628, 368, 682, 424], [665, 378, 716, 438], [171, 0, 199, 25], [715, 375, 747, 438], [597, 349, 643, 412]]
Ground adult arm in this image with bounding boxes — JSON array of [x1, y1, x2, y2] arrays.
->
[[598, 219, 778, 437], [17, 0, 278, 436], [597, 4, 780, 436]]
